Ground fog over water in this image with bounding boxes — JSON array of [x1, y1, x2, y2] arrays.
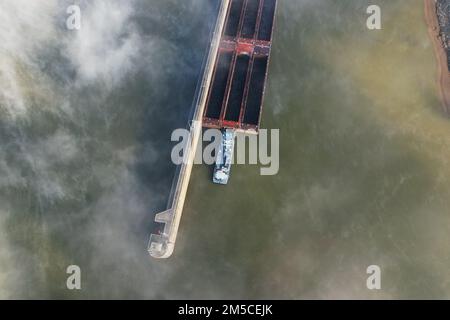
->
[[1, 0, 450, 299]]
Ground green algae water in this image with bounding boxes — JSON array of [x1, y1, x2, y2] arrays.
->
[[1, 0, 450, 299]]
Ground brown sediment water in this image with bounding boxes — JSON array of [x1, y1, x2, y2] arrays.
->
[[424, 0, 450, 115], [4, 0, 450, 299]]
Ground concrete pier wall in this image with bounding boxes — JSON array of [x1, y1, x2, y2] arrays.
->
[[148, 0, 231, 259]]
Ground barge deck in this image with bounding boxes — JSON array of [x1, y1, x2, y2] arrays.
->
[[203, 0, 278, 134]]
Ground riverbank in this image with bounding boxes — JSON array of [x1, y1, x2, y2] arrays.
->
[[424, 0, 450, 114]]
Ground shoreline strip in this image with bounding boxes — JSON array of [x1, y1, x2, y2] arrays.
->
[[424, 0, 450, 115]]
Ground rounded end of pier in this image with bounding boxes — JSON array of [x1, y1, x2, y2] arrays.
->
[[148, 234, 175, 259]]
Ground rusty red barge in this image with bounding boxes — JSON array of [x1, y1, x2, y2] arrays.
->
[[204, 0, 277, 134]]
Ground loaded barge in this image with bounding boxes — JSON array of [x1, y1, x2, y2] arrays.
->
[[149, 0, 277, 258]]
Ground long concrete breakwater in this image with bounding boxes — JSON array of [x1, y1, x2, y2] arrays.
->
[[148, 0, 231, 259]]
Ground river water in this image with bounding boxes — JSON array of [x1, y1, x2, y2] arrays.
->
[[1, 0, 450, 299]]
